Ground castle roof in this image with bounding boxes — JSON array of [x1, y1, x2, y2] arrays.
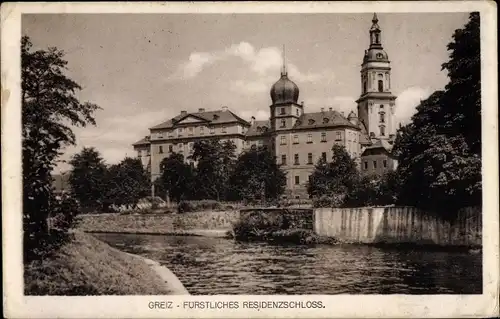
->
[[132, 136, 150, 146], [245, 120, 271, 137], [149, 109, 249, 130], [293, 110, 360, 130]]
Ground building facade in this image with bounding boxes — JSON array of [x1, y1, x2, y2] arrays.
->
[[133, 14, 398, 199]]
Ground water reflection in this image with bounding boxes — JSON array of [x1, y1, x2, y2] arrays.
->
[[97, 234, 482, 295]]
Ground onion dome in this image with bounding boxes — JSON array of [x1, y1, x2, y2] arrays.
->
[[270, 73, 299, 104], [270, 45, 300, 105]]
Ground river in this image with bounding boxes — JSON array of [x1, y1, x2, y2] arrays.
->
[[95, 233, 482, 294]]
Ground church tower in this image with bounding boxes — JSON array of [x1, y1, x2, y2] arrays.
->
[[269, 46, 303, 132], [356, 13, 397, 141]]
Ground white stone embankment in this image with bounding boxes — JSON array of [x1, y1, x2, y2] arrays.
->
[[126, 252, 189, 295]]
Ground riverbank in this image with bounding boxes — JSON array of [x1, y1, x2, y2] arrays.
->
[[24, 232, 188, 295], [77, 211, 238, 235]]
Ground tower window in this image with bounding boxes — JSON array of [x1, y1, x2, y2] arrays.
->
[[307, 153, 313, 164], [379, 112, 385, 123], [375, 33, 380, 44], [380, 125, 386, 136], [296, 109, 299, 116], [293, 135, 299, 144], [307, 133, 313, 143], [280, 119, 286, 128], [280, 136, 286, 145], [294, 154, 299, 165], [378, 80, 384, 92], [280, 108, 285, 115], [363, 81, 367, 94], [281, 154, 287, 165], [295, 176, 300, 185], [159, 146, 163, 154], [321, 132, 327, 142]]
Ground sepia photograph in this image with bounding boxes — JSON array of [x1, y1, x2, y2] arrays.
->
[[2, 1, 498, 318]]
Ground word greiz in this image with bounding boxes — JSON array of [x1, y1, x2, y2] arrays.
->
[[148, 300, 325, 310]]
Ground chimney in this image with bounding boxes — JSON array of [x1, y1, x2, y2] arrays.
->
[[329, 107, 333, 112], [320, 107, 324, 112], [251, 116, 255, 125], [198, 108, 205, 113], [180, 110, 187, 116], [222, 106, 228, 112]]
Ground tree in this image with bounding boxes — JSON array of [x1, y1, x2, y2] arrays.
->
[[105, 157, 150, 209], [158, 153, 194, 203], [345, 171, 400, 207], [22, 36, 99, 260], [68, 147, 108, 212], [307, 145, 359, 206], [189, 139, 236, 200], [393, 13, 481, 215], [229, 147, 286, 203]]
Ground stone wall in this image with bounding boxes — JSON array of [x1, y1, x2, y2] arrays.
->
[[314, 206, 481, 247], [77, 211, 239, 234]]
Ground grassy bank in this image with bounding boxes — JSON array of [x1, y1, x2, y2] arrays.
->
[[24, 232, 180, 295]]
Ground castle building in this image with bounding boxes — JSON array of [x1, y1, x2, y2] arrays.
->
[[133, 13, 398, 199]]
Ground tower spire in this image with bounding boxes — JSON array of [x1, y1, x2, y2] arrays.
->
[[369, 12, 382, 47], [281, 44, 287, 76], [372, 12, 378, 24]]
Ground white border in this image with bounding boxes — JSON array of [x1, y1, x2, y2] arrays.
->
[[1, 2, 498, 318]]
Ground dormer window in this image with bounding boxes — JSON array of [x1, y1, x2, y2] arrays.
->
[[213, 114, 219, 120], [257, 126, 262, 132], [323, 118, 329, 124], [308, 119, 315, 125]]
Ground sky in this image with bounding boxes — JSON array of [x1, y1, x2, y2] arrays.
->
[[21, 12, 470, 173]]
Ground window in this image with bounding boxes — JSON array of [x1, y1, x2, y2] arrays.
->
[[221, 126, 227, 133], [293, 135, 299, 144], [373, 161, 377, 169], [281, 154, 287, 165], [210, 127, 215, 134], [178, 128, 183, 136], [159, 146, 163, 154], [168, 145, 173, 152], [322, 152, 327, 161], [383, 160, 387, 168], [307, 153, 313, 164], [280, 119, 286, 128], [280, 136, 287, 145], [200, 126, 204, 135], [188, 142, 194, 152], [294, 154, 299, 165], [379, 112, 385, 123], [258, 140, 263, 147], [380, 125, 386, 136], [378, 80, 384, 92], [295, 176, 300, 185], [307, 133, 313, 143], [189, 127, 194, 135], [280, 107, 285, 115], [364, 161, 368, 170], [363, 81, 367, 94], [179, 143, 184, 151], [321, 132, 327, 142], [375, 33, 380, 44], [335, 132, 341, 141], [296, 109, 299, 116], [380, 104, 385, 110], [157, 132, 163, 139], [323, 118, 329, 124], [308, 119, 315, 125]]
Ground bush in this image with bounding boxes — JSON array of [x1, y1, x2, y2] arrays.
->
[[312, 194, 345, 208]]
